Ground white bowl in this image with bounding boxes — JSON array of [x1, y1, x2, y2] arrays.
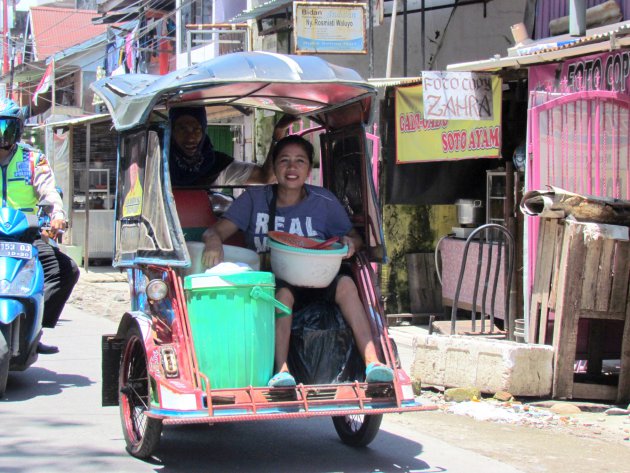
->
[[184, 242, 260, 276], [269, 239, 347, 288]]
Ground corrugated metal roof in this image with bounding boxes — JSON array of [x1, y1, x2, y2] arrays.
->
[[368, 77, 422, 88], [534, 0, 630, 39], [448, 20, 630, 72], [33, 113, 112, 129], [510, 20, 630, 57], [30, 7, 111, 60], [229, 0, 293, 23]]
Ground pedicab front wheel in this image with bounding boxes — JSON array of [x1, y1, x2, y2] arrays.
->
[[332, 414, 383, 447], [119, 324, 163, 459]]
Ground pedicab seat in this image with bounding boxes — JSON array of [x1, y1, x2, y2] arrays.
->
[[173, 188, 244, 246], [173, 189, 216, 241]]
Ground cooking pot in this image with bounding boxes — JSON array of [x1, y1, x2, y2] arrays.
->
[[455, 199, 484, 226]]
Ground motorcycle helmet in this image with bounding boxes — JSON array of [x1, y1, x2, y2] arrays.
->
[[0, 98, 24, 149]]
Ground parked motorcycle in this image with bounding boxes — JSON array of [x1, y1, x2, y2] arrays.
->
[[0, 203, 50, 397]]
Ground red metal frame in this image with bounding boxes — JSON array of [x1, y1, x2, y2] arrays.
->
[[133, 261, 431, 424]]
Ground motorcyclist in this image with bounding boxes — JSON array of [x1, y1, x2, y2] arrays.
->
[[0, 98, 79, 354]]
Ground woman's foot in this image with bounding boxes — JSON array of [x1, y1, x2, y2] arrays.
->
[[365, 362, 394, 383], [268, 371, 296, 388]]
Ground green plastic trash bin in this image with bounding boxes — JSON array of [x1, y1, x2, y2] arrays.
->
[[184, 270, 289, 389]]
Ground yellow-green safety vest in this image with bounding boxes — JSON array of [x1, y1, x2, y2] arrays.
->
[[1, 146, 39, 214]]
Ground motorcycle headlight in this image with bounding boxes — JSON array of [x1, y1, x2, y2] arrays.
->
[[10, 258, 37, 295], [146, 279, 168, 302]]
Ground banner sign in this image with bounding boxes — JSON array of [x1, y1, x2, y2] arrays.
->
[[294, 2, 367, 54], [421, 71, 497, 120], [530, 51, 630, 94], [395, 82, 502, 163]]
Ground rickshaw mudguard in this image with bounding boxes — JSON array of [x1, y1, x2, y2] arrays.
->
[[101, 311, 153, 407]]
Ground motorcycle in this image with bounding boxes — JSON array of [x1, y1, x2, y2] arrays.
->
[[0, 203, 50, 397]]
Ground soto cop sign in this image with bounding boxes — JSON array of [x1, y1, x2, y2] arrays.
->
[[395, 74, 502, 163]]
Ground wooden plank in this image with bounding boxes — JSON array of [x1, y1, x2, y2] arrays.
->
[[594, 239, 615, 312], [553, 222, 588, 399], [572, 382, 617, 402], [531, 219, 560, 344], [407, 253, 442, 313], [575, 310, 626, 321], [610, 241, 630, 313], [580, 239, 602, 311], [547, 221, 566, 309], [528, 295, 541, 343], [536, 220, 554, 342], [617, 292, 630, 403], [528, 219, 550, 341]]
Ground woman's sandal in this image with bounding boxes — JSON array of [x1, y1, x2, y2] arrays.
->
[[268, 371, 296, 388], [365, 362, 394, 383]]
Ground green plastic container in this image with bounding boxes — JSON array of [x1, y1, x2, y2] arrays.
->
[[183, 271, 289, 389]]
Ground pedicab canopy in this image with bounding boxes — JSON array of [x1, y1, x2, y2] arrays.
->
[[90, 52, 382, 268]]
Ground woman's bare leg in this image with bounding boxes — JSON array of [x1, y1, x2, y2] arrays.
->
[[273, 287, 294, 373], [334, 276, 380, 366]]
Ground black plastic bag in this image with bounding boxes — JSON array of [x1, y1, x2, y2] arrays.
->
[[287, 301, 364, 385]]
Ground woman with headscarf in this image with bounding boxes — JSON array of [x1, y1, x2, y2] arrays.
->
[[169, 106, 282, 186]]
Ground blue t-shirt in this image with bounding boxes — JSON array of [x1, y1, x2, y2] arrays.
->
[[224, 184, 352, 253]]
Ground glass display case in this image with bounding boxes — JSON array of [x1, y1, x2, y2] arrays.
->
[[71, 167, 115, 259], [486, 170, 521, 226], [73, 168, 112, 210]]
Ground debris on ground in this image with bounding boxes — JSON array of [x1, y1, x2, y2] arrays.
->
[[416, 387, 630, 444]]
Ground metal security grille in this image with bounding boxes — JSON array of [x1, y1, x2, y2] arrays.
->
[[527, 90, 630, 299], [531, 91, 630, 199]]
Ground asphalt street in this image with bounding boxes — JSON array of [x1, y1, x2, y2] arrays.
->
[[0, 302, 527, 473]]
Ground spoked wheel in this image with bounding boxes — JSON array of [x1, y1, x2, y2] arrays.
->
[[119, 324, 162, 459], [332, 414, 383, 447]]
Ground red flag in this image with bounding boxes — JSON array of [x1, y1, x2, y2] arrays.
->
[[33, 62, 53, 105]]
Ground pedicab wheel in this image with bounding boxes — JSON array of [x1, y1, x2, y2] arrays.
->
[[332, 414, 383, 447], [119, 324, 163, 459]]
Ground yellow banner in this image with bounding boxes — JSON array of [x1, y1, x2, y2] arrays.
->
[[395, 82, 502, 163]]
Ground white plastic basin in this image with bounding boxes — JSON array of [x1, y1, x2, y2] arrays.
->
[[184, 241, 260, 276], [269, 239, 348, 288]]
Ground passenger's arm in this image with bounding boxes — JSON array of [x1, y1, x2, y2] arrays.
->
[[201, 218, 239, 268], [342, 228, 363, 259]]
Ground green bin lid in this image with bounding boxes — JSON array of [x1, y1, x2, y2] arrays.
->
[[184, 270, 275, 290]]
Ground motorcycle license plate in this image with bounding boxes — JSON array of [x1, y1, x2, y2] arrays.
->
[[0, 242, 33, 259]]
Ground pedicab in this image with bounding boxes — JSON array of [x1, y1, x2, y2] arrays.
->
[[94, 52, 431, 459]]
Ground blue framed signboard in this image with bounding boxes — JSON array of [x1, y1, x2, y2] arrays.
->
[[293, 2, 367, 54]]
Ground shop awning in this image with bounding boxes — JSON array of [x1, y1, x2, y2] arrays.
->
[[32, 113, 112, 130], [448, 20, 630, 72], [229, 0, 293, 23]]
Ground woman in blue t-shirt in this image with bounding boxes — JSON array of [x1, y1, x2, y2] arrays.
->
[[202, 135, 394, 388]]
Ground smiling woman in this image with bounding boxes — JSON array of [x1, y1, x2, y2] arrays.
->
[[202, 134, 393, 389]]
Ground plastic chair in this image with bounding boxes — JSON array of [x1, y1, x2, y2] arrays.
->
[[434, 224, 515, 339]]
